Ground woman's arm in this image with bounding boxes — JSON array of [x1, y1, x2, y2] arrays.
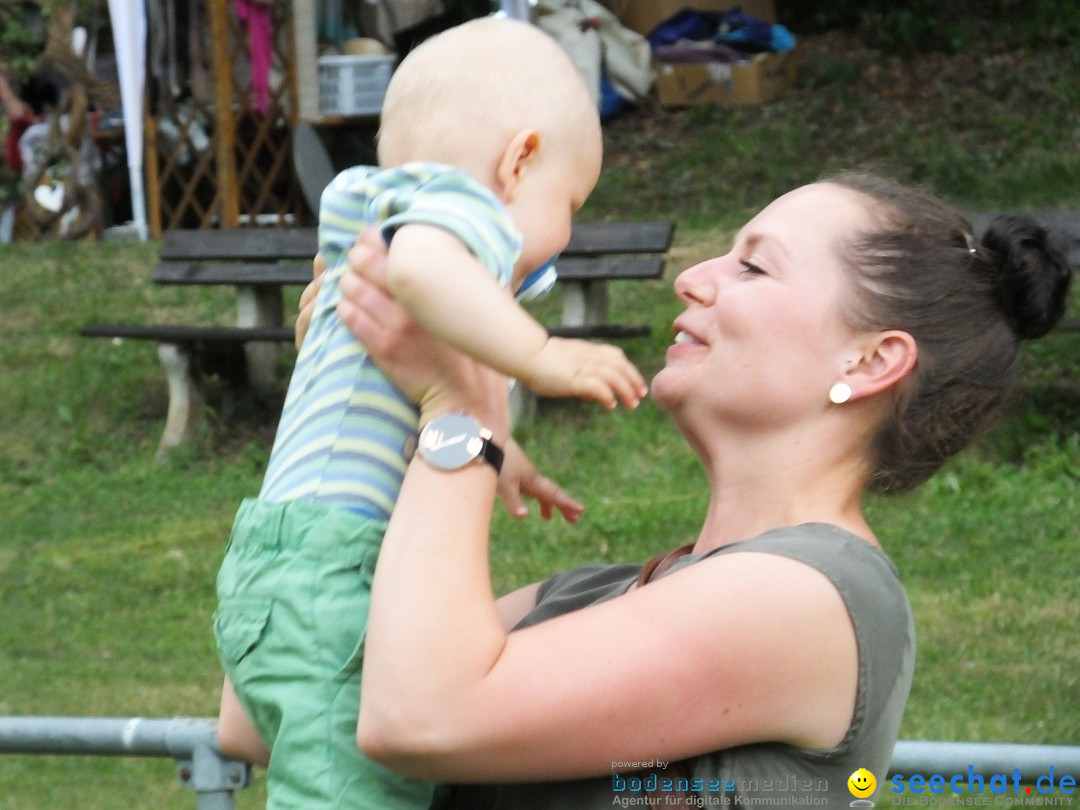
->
[[361, 518, 858, 782], [494, 583, 541, 631], [340, 256, 861, 784]]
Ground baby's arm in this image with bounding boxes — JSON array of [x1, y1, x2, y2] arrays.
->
[[388, 224, 647, 410]]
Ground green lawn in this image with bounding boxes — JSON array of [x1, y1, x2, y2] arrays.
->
[[2, 27, 1080, 810]]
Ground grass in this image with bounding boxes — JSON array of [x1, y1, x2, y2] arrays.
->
[[592, 33, 1080, 230], [2, 27, 1080, 810]]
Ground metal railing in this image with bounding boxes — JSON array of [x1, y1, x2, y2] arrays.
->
[[891, 740, 1080, 783], [2, 716, 1079, 807], [0, 716, 250, 810]]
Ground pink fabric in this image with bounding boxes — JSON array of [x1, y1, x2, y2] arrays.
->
[[4, 118, 31, 172], [235, 0, 273, 114]]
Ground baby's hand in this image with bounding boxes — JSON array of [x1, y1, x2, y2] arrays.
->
[[521, 337, 647, 410], [498, 439, 584, 523]]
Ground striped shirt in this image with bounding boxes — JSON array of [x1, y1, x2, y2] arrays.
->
[[260, 163, 554, 517]]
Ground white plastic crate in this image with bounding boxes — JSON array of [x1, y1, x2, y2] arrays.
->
[[317, 54, 396, 117]]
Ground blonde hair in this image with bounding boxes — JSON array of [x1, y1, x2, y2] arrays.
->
[[377, 18, 599, 168]]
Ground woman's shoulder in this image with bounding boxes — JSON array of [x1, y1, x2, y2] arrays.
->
[[695, 523, 913, 652], [698, 523, 904, 591], [697, 523, 915, 764], [523, 523, 908, 631]]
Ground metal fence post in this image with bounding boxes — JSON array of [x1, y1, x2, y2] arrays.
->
[[177, 738, 251, 810]]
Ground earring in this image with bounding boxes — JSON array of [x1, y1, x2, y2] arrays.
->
[[829, 382, 852, 404]]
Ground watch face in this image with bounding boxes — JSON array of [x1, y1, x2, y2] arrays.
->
[[418, 412, 484, 470]]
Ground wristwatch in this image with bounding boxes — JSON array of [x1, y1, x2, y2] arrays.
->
[[416, 412, 504, 474]]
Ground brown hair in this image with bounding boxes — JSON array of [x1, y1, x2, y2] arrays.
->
[[825, 172, 1073, 494]]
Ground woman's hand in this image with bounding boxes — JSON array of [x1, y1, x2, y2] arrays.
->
[[499, 438, 583, 522], [295, 252, 325, 349], [337, 228, 510, 430]]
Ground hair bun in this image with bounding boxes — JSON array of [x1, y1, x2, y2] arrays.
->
[[981, 214, 1074, 340]]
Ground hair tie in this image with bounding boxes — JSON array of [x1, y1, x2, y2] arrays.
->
[[964, 232, 978, 256]]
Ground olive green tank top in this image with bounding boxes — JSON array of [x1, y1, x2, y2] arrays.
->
[[435, 523, 915, 809]]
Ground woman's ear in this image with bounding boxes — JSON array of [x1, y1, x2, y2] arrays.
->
[[845, 330, 917, 401], [494, 129, 541, 202]]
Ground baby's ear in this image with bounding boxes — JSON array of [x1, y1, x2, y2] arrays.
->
[[495, 129, 541, 202]]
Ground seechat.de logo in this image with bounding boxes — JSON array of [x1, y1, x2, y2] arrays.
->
[[848, 768, 878, 807], [891, 766, 1077, 801]]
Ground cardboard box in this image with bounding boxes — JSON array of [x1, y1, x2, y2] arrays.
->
[[599, 0, 797, 108], [654, 48, 799, 107]]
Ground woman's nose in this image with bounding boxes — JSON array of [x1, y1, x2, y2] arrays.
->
[[674, 257, 722, 304]]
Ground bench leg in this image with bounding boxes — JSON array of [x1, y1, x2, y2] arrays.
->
[[157, 343, 203, 460], [509, 379, 536, 428], [236, 285, 285, 396], [561, 281, 609, 330]]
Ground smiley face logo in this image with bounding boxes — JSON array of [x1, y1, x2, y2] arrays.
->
[[848, 768, 877, 799]]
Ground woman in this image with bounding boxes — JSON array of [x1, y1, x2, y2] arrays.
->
[[288, 172, 1071, 807]]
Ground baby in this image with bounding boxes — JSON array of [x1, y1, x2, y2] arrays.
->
[[213, 17, 647, 810]]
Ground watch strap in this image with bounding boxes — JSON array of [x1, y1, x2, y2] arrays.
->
[[480, 435, 504, 474]]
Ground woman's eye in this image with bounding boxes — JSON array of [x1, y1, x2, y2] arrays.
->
[[739, 260, 765, 276]]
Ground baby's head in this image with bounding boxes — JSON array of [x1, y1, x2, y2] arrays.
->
[[378, 18, 603, 279]]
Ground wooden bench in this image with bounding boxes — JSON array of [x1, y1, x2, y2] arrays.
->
[[150, 221, 674, 338], [80, 324, 295, 457], [81, 220, 675, 455], [150, 228, 319, 397]]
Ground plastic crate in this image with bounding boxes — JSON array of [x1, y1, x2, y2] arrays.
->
[[317, 54, 396, 117]]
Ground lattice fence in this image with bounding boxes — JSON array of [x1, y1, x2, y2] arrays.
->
[[145, 0, 304, 236]]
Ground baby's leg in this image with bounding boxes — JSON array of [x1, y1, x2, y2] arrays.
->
[[217, 676, 271, 767]]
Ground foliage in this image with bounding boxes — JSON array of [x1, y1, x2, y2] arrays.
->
[[441, 0, 496, 21], [0, 0, 114, 214], [775, 0, 1080, 55], [0, 1, 45, 202], [0, 161, 19, 203], [0, 0, 50, 78]]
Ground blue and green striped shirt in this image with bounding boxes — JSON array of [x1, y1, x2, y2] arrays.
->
[[260, 162, 552, 518]]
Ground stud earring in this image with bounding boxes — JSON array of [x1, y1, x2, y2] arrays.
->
[[829, 382, 852, 404]]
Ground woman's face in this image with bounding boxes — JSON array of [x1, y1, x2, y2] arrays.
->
[[651, 183, 872, 433]]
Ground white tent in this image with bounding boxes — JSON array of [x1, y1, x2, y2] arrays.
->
[[105, 0, 148, 240]]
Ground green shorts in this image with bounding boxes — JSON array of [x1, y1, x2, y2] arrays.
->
[[214, 497, 434, 810]]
